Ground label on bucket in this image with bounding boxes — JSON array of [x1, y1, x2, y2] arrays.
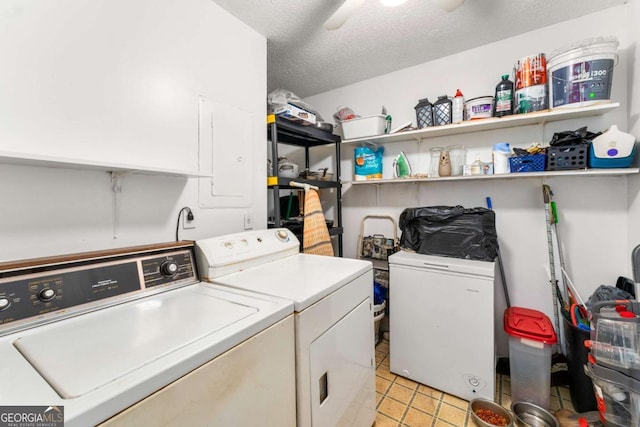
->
[[520, 337, 545, 349], [515, 54, 547, 89], [515, 85, 548, 114], [551, 59, 614, 107]]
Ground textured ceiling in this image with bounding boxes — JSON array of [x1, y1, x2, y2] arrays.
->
[[211, 0, 627, 98]]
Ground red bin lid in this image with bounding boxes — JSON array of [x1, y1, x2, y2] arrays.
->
[[504, 307, 557, 344]]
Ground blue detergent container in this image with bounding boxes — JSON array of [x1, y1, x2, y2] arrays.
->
[[589, 125, 636, 168]]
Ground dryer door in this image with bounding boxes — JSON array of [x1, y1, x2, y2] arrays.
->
[[309, 299, 376, 426]]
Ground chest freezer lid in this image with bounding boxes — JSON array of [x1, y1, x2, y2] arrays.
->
[[211, 254, 372, 311], [12, 283, 290, 399], [388, 251, 495, 277]]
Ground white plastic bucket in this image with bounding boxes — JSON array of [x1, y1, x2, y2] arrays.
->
[[547, 36, 618, 109], [464, 96, 494, 120]]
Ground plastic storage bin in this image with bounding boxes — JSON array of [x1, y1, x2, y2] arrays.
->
[[373, 300, 386, 345], [340, 115, 387, 140], [504, 307, 557, 409], [509, 154, 546, 173], [589, 300, 640, 379], [585, 362, 640, 427], [546, 143, 589, 170]]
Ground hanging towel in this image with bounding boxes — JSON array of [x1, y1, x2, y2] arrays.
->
[[303, 189, 334, 256]]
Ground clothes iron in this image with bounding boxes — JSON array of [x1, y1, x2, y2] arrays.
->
[[393, 152, 412, 178]]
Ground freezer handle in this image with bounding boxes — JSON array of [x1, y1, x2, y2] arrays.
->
[[422, 262, 450, 270]]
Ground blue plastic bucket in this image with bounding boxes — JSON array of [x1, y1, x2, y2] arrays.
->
[[547, 36, 618, 109]]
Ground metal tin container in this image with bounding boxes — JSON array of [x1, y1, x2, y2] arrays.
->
[[511, 401, 559, 427], [470, 398, 514, 427]]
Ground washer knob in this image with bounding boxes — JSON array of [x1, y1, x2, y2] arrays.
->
[[0, 298, 10, 311], [276, 230, 289, 240], [39, 288, 56, 301], [160, 261, 179, 277]]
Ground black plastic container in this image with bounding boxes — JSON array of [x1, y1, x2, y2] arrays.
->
[[414, 98, 434, 128], [563, 316, 597, 412], [433, 95, 452, 126], [494, 74, 514, 117]]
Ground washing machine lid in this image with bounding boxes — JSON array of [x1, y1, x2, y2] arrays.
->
[[212, 254, 372, 311], [388, 251, 495, 276], [11, 283, 292, 400]]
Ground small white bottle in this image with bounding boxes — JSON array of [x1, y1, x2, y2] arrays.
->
[[493, 142, 511, 174], [452, 89, 464, 123]]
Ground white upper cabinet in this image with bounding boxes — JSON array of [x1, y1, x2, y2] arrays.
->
[[0, 0, 265, 178]]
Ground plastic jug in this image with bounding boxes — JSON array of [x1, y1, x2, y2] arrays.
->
[[452, 89, 464, 123], [494, 75, 514, 117], [493, 143, 511, 174]]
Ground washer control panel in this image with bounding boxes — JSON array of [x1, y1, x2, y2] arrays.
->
[[142, 252, 195, 288], [0, 246, 197, 329]]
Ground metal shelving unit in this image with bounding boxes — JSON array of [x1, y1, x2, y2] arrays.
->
[[267, 115, 343, 256]]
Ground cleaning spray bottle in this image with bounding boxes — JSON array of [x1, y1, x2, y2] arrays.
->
[[452, 89, 464, 123]]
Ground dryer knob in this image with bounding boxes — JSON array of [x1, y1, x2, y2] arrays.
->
[[39, 288, 56, 301], [276, 230, 289, 240], [160, 261, 179, 277], [0, 298, 10, 311]]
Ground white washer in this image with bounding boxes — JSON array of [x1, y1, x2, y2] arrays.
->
[[195, 229, 376, 427], [0, 242, 296, 427]]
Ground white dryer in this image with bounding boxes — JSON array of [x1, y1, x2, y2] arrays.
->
[[196, 229, 376, 427]]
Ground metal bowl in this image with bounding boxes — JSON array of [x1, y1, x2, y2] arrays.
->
[[511, 402, 559, 427], [470, 398, 514, 427]]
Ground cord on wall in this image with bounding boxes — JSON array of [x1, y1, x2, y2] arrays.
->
[[176, 207, 194, 241]]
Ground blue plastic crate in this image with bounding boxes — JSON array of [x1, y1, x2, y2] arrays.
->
[[509, 154, 546, 173]]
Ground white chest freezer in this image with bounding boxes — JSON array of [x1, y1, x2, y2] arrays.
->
[[388, 251, 497, 401]]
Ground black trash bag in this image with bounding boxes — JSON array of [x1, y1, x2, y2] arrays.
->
[[398, 206, 499, 261], [549, 126, 601, 146]]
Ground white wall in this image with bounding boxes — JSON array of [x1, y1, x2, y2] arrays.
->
[[0, 0, 267, 261], [627, 0, 640, 253], [306, 4, 638, 347]]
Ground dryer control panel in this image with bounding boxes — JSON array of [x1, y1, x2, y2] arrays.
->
[[0, 243, 197, 333], [195, 228, 300, 279]]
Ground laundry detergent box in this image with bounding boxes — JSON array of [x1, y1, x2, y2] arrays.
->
[[273, 103, 316, 125], [354, 144, 384, 180]]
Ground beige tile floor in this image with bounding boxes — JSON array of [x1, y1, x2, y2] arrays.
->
[[374, 338, 575, 426]]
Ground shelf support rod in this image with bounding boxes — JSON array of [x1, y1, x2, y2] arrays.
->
[[538, 120, 547, 144], [110, 171, 127, 239]]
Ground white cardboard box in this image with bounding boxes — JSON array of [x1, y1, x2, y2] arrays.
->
[[273, 103, 316, 125], [340, 115, 387, 140]]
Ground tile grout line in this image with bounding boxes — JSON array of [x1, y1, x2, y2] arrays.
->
[[430, 395, 443, 427], [399, 386, 419, 425]]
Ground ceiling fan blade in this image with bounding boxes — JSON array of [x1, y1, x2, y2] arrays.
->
[[432, 0, 465, 12], [323, 0, 366, 30]]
